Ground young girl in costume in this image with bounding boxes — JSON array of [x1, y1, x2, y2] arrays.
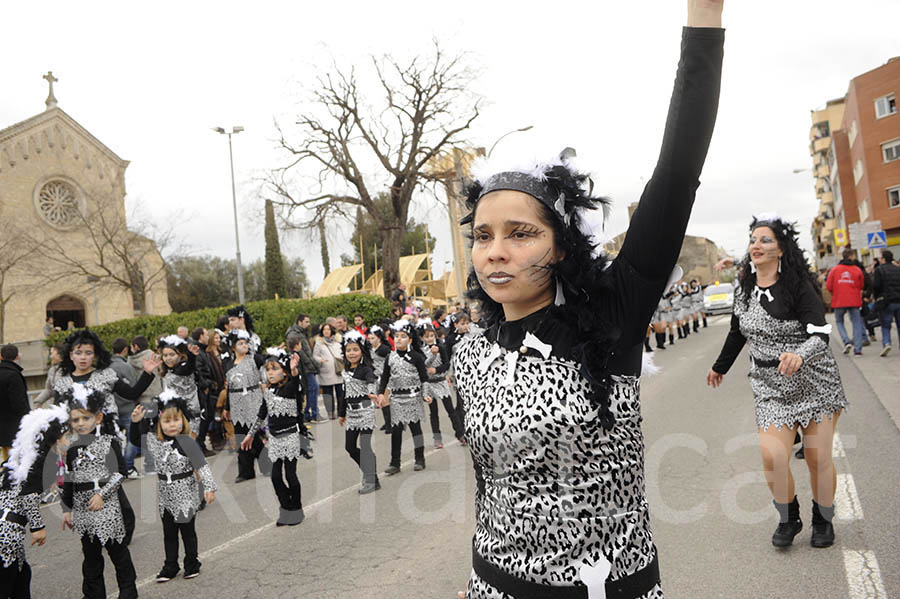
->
[[130, 390, 217, 582], [377, 319, 432, 475], [418, 322, 464, 448], [453, 4, 724, 596], [338, 331, 379, 494], [60, 384, 138, 599], [366, 326, 393, 433], [223, 330, 266, 483], [240, 349, 308, 526], [708, 214, 848, 548], [157, 335, 203, 435], [0, 405, 69, 598]]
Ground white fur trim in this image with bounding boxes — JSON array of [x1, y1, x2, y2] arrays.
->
[[7, 404, 69, 484]]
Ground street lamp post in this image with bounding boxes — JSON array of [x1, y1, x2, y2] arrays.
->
[[213, 126, 246, 304]]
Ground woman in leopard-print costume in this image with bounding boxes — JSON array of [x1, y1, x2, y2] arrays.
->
[[453, 5, 725, 597], [708, 214, 847, 549]]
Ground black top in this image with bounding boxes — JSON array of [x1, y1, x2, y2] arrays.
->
[[0, 360, 29, 446], [711, 279, 829, 375], [338, 363, 377, 417], [377, 350, 429, 394], [486, 27, 725, 376], [372, 343, 391, 360], [874, 262, 900, 303], [255, 376, 303, 433], [69, 370, 155, 401]]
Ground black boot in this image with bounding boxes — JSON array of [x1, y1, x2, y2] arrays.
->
[[684, 324, 691, 336], [655, 332, 666, 350], [669, 333, 675, 345], [677, 327, 684, 340], [810, 501, 835, 548], [693, 321, 699, 332], [703, 316, 708, 328], [643, 337, 653, 352], [772, 496, 803, 547]]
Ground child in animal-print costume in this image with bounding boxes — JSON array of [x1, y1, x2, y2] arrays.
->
[[130, 389, 217, 582], [60, 384, 138, 599], [0, 405, 69, 598]]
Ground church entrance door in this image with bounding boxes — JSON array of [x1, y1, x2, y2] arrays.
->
[[46, 295, 85, 331]]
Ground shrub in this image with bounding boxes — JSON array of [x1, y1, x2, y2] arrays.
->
[[47, 294, 391, 350]]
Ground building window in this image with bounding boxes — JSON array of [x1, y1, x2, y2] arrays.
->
[[853, 159, 864, 185], [36, 180, 80, 227], [889, 186, 900, 209], [859, 196, 871, 221], [883, 138, 900, 163], [849, 120, 859, 147], [875, 93, 897, 119]]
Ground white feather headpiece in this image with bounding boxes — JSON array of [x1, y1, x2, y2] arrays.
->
[[342, 330, 365, 345], [6, 404, 70, 484], [368, 325, 382, 334], [157, 388, 180, 406], [266, 347, 287, 358], [230, 329, 251, 341], [71, 382, 90, 410], [390, 319, 412, 332], [753, 212, 784, 225], [415, 318, 432, 330], [160, 334, 186, 347]]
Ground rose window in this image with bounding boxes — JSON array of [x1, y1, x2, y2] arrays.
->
[[37, 180, 80, 227]]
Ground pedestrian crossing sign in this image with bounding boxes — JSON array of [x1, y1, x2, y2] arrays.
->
[[834, 229, 847, 246], [867, 231, 888, 248]]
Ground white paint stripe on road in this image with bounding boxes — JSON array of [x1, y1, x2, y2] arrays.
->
[[835, 473, 864, 521], [123, 441, 457, 594], [833, 433, 846, 458], [843, 549, 888, 599]]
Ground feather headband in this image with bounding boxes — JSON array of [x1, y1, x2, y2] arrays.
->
[[264, 347, 291, 370], [390, 319, 413, 333], [157, 334, 187, 349], [62, 382, 106, 414], [342, 330, 366, 346], [154, 389, 196, 420]]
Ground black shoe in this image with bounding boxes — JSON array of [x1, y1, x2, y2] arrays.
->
[[384, 465, 401, 476], [413, 462, 426, 471], [156, 566, 180, 583], [810, 521, 835, 547], [772, 519, 803, 547], [184, 562, 201, 579], [234, 475, 254, 483], [301, 449, 314, 460]]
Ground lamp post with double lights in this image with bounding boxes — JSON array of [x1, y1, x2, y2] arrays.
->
[[213, 126, 246, 304]]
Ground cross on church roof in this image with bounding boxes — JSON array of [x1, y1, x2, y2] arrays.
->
[[43, 71, 58, 110]]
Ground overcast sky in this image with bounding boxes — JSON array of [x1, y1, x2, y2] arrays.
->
[[3, 1, 899, 289]]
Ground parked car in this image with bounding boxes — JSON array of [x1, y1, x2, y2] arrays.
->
[[703, 282, 734, 315]]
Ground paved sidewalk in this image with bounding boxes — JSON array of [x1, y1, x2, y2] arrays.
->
[[827, 313, 900, 431]]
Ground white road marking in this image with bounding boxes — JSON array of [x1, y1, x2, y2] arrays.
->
[[833, 433, 846, 458], [834, 473, 864, 521], [843, 550, 888, 599], [122, 442, 457, 594]]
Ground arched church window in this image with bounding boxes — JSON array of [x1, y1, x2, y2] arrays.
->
[[36, 179, 81, 227]]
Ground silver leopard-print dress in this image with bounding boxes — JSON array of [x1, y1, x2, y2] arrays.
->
[[162, 372, 202, 434], [0, 483, 43, 570], [54, 368, 119, 417], [342, 369, 377, 431], [144, 434, 217, 522], [384, 353, 425, 426], [247, 388, 304, 462], [454, 332, 663, 599], [226, 358, 264, 428], [732, 287, 848, 431], [65, 435, 126, 545], [423, 346, 451, 400]]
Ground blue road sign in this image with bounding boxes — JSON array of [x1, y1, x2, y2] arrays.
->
[[867, 231, 888, 248]]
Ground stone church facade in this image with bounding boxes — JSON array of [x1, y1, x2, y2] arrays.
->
[[0, 74, 170, 344]]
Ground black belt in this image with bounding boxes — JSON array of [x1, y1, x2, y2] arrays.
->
[[750, 356, 780, 368], [0, 509, 27, 527], [73, 479, 110, 492], [157, 470, 194, 483], [229, 386, 256, 395], [472, 545, 660, 599], [270, 424, 300, 437], [391, 388, 419, 395], [346, 399, 373, 408]]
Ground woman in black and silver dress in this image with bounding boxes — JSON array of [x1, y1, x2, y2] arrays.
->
[[707, 214, 848, 548], [453, 4, 725, 597]]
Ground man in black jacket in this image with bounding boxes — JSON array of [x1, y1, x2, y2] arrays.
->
[[190, 327, 216, 455], [0, 344, 30, 461], [874, 250, 900, 356]]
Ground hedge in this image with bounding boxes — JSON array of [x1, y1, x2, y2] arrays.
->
[[46, 294, 392, 350]]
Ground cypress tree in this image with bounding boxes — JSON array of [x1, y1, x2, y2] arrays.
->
[[264, 200, 286, 298]]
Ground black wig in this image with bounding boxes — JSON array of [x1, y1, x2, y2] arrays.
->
[[342, 330, 372, 368], [226, 305, 255, 333], [59, 328, 112, 375]]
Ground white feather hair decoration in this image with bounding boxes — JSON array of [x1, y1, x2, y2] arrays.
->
[[6, 404, 70, 484], [230, 329, 251, 341], [368, 325, 382, 334], [754, 212, 783, 224], [157, 388, 180, 406], [266, 347, 287, 358], [343, 330, 365, 344], [71, 382, 90, 410], [160, 334, 186, 347], [390, 319, 412, 332]]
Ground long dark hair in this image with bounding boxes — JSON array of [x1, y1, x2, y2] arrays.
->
[[59, 329, 112, 375], [738, 217, 821, 309], [342, 334, 373, 369], [463, 165, 620, 430]]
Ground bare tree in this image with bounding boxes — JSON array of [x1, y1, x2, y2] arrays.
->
[[264, 40, 481, 296], [33, 190, 180, 315], [0, 216, 45, 343]]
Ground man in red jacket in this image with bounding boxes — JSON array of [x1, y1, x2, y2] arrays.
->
[[826, 248, 866, 355]]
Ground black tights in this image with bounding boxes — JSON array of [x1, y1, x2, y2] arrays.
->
[[390, 421, 425, 467], [0, 561, 31, 599], [345, 428, 377, 481], [234, 422, 266, 479], [80, 535, 137, 599], [428, 395, 465, 442], [161, 511, 199, 571], [271, 458, 301, 510]]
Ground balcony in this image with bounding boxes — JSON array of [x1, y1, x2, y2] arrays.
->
[[817, 164, 830, 178], [813, 137, 831, 154]]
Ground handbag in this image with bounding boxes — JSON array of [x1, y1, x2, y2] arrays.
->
[[333, 355, 344, 374]]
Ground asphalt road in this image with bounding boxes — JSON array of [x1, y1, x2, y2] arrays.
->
[[26, 317, 900, 598]]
